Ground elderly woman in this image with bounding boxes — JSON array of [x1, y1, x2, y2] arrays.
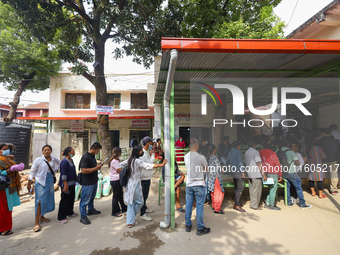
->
[[119, 146, 167, 228], [27, 145, 60, 232], [0, 143, 24, 236]]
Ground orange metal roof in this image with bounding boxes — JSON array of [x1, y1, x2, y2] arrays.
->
[[22, 102, 49, 109], [17, 116, 154, 120], [161, 38, 340, 54]]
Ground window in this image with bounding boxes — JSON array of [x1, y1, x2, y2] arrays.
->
[[131, 93, 147, 109], [107, 93, 121, 109], [65, 93, 90, 109]]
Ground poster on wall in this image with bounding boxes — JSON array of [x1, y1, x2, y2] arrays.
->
[[70, 120, 84, 132], [132, 119, 150, 128], [96, 105, 114, 115]]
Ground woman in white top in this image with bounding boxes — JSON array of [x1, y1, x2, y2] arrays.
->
[[27, 145, 60, 232], [119, 146, 166, 228]]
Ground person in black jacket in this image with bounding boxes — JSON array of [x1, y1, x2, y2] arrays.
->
[[218, 136, 230, 165], [314, 128, 340, 195]]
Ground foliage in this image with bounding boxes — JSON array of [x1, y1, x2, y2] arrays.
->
[[0, 2, 62, 92]]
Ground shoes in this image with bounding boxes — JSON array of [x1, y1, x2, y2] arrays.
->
[[185, 225, 192, 232], [233, 205, 245, 212], [268, 205, 281, 211], [331, 191, 338, 195], [196, 227, 211, 236], [264, 203, 270, 209], [80, 216, 91, 225], [88, 209, 101, 215], [287, 203, 294, 207], [140, 214, 152, 221], [145, 208, 153, 213], [69, 213, 78, 217], [300, 204, 312, 209], [250, 205, 263, 210], [58, 219, 68, 224]]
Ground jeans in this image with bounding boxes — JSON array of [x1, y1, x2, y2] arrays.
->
[[233, 178, 244, 206], [140, 180, 151, 216], [79, 183, 97, 218], [126, 185, 143, 225], [286, 174, 306, 206], [185, 186, 205, 230], [266, 174, 278, 206], [220, 157, 227, 166]]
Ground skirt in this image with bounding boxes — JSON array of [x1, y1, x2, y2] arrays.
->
[[0, 190, 12, 232], [35, 172, 55, 217]]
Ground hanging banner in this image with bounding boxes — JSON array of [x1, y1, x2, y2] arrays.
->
[[96, 105, 114, 115], [70, 120, 84, 132]]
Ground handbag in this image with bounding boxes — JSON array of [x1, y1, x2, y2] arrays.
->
[[0, 174, 11, 191], [44, 160, 57, 184], [77, 172, 83, 185]]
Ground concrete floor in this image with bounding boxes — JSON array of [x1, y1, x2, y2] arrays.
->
[[1, 178, 340, 255]]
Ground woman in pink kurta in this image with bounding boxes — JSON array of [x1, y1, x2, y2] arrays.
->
[[175, 137, 186, 162]]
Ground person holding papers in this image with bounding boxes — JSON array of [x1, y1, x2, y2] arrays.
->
[[259, 139, 282, 211]]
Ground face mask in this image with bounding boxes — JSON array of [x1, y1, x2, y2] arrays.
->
[[206, 142, 208, 145], [70, 154, 74, 158], [180, 139, 183, 142], [2, 149, 10, 156]]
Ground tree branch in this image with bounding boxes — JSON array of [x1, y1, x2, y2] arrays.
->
[[58, 16, 82, 27], [82, 71, 95, 85], [55, 0, 94, 26]]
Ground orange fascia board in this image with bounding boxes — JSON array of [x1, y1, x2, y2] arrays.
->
[[161, 38, 340, 54], [18, 116, 154, 120]]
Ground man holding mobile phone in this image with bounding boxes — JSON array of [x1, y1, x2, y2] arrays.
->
[[78, 142, 103, 225]]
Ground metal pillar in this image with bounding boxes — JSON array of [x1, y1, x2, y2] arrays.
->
[[170, 83, 175, 229]]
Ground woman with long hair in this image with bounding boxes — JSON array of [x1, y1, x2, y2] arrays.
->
[[301, 137, 327, 198], [109, 147, 127, 217], [206, 144, 225, 214], [27, 145, 60, 232], [57, 147, 77, 224], [119, 146, 167, 228], [0, 143, 24, 236]]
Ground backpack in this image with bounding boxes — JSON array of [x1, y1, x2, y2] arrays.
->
[[132, 139, 139, 147], [276, 148, 291, 170], [119, 166, 129, 187]]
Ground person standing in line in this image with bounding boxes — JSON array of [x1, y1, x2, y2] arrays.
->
[[140, 136, 156, 221], [78, 142, 103, 225], [109, 147, 127, 217], [185, 138, 211, 236], [314, 128, 340, 195], [259, 139, 282, 211], [329, 124, 340, 141], [0, 144, 24, 236], [245, 139, 266, 210], [226, 141, 246, 212], [175, 136, 186, 163], [130, 136, 139, 148], [27, 145, 60, 232], [57, 147, 78, 224], [119, 146, 167, 228], [302, 137, 327, 198], [278, 140, 312, 209], [199, 138, 209, 158], [206, 144, 225, 214], [218, 136, 230, 166]]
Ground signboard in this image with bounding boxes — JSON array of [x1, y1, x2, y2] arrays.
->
[[96, 105, 114, 115], [70, 120, 84, 133], [132, 119, 150, 128]]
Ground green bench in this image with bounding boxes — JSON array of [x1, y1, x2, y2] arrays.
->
[[158, 173, 287, 206]]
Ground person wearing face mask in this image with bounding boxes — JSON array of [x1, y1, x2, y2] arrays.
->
[[57, 147, 78, 224], [139, 136, 156, 221], [0, 144, 24, 236], [175, 136, 186, 162], [119, 146, 167, 228]]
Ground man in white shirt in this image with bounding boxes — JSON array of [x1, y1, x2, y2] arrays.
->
[[329, 124, 340, 141], [140, 136, 156, 221], [184, 138, 210, 236], [245, 140, 266, 210]]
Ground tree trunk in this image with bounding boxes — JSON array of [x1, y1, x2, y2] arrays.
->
[[6, 72, 36, 123], [93, 40, 112, 161], [214, 93, 227, 149]]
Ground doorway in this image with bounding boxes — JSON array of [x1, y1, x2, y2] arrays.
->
[[110, 130, 120, 148], [130, 130, 150, 147]]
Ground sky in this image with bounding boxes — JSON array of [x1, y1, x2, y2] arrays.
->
[[0, 0, 335, 107]]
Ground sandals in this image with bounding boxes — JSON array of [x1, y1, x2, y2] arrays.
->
[[311, 193, 316, 197], [0, 230, 13, 236], [319, 194, 328, 199], [39, 216, 50, 223], [128, 221, 139, 228], [33, 225, 41, 232], [214, 210, 225, 214], [176, 208, 185, 213], [112, 213, 123, 217]]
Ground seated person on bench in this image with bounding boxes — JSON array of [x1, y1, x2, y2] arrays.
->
[[162, 161, 185, 212]]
